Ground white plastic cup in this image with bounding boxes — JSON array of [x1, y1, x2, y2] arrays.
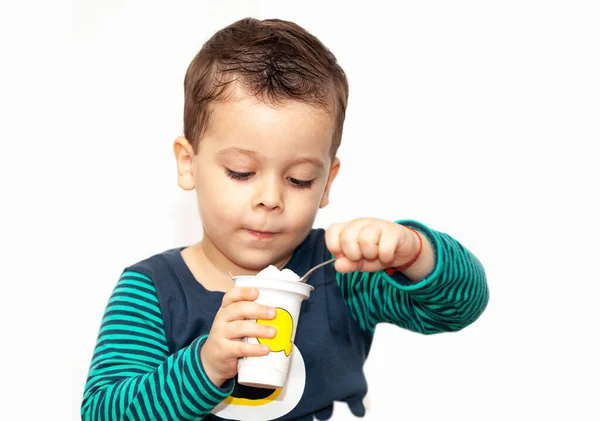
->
[[233, 275, 314, 389]]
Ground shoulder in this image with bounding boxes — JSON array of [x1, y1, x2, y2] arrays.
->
[[123, 247, 184, 281]]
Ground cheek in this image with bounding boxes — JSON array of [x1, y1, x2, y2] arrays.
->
[[284, 192, 322, 225], [195, 175, 243, 221]]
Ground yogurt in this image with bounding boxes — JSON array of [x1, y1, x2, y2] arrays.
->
[[257, 265, 300, 282]]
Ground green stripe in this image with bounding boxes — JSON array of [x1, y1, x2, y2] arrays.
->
[[90, 355, 155, 372], [120, 271, 153, 283], [99, 321, 167, 343], [118, 379, 129, 419], [167, 351, 202, 419], [337, 272, 370, 332], [165, 357, 189, 419], [113, 286, 160, 304], [109, 384, 120, 421], [149, 372, 169, 421], [181, 368, 211, 411], [124, 379, 137, 418], [101, 314, 167, 336], [111, 380, 125, 421], [157, 359, 178, 420], [173, 352, 209, 413], [107, 296, 162, 317], [115, 278, 159, 296], [93, 343, 167, 361], [166, 355, 202, 420], [90, 392, 100, 420], [104, 305, 163, 325], [132, 397, 146, 421], [96, 333, 169, 353], [182, 343, 216, 409], [91, 350, 164, 368], [129, 376, 141, 409], [104, 385, 113, 421], [90, 354, 156, 371], [140, 385, 158, 421], [172, 355, 194, 412], [84, 378, 112, 394], [89, 371, 148, 384]]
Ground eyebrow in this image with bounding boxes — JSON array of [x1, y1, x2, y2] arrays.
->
[[291, 157, 325, 169], [216, 147, 325, 169], [216, 147, 259, 160]]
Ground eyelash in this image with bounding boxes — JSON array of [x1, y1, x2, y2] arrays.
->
[[224, 169, 314, 189], [288, 177, 314, 189], [225, 169, 254, 181]]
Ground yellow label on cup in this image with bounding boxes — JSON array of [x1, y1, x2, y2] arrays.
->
[[257, 307, 293, 357]]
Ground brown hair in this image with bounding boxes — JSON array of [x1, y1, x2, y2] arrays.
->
[[183, 18, 349, 157]]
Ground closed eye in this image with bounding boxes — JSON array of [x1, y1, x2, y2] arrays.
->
[[288, 177, 314, 189], [225, 169, 254, 181]]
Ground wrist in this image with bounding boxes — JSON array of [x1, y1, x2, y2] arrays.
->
[[200, 343, 227, 388], [386, 227, 422, 274]]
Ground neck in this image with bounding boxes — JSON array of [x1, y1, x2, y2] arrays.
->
[[200, 239, 254, 277]]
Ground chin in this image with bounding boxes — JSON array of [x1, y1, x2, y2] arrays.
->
[[232, 250, 288, 272]]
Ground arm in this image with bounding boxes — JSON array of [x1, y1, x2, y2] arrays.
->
[[330, 219, 489, 334], [81, 271, 233, 421]]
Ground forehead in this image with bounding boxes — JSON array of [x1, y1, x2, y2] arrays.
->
[[202, 84, 336, 158]]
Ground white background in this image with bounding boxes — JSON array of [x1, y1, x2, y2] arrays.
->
[[4, 1, 600, 420]]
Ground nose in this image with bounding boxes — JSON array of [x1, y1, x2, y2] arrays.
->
[[253, 176, 284, 212]]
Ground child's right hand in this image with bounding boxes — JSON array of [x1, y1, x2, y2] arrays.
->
[[200, 287, 276, 387]]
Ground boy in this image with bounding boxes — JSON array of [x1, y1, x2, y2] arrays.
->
[[81, 17, 488, 421]]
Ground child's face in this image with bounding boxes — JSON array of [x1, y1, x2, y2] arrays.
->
[[175, 87, 340, 272]]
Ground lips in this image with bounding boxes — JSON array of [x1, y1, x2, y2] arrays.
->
[[246, 228, 278, 239]]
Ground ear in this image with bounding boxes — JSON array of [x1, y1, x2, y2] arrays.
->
[[320, 157, 341, 208], [173, 136, 196, 191]]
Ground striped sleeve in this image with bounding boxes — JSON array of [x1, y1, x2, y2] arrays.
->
[[81, 271, 233, 421], [335, 220, 489, 334]]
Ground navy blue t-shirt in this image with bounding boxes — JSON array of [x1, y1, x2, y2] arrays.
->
[[140, 229, 374, 420]]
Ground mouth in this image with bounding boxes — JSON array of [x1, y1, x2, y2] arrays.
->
[[245, 229, 278, 239]]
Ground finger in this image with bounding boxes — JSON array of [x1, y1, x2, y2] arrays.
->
[[227, 320, 276, 340], [358, 223, 382, 261], [235, 341, 271, 358], [334, 256, 364, 273], [325, 222, 345, 256], [222, 301, 276, 322], [378, 224, 401, 266], [222, 287, 258, 308], [340, 219, 371, 261]]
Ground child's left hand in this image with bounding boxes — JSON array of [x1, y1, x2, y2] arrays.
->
[[325, 218, 419, 273]]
